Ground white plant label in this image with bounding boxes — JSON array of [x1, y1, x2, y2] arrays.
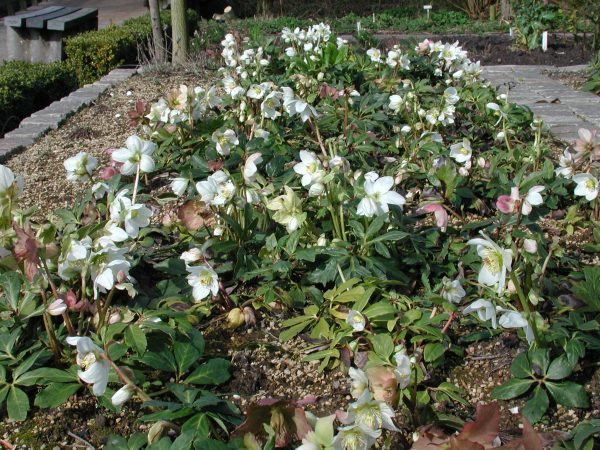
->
[[541, 31, 548, 52]]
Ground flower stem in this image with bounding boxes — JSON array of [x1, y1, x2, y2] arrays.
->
[[39, 288, 61, 361], [103, 353, 151, 403], [97, 286, 117, 330], [509, 272, 544, 347], [132, 163, 141, 204]]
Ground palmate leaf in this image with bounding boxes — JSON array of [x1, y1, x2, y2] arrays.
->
[[571, 267, 600, 311]]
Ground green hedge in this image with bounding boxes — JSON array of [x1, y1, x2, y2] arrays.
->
[[0, 61, 78, 137], [65, 10, 199, 86]]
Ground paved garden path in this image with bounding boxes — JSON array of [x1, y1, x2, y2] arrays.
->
[[482, 65, 599, 143]]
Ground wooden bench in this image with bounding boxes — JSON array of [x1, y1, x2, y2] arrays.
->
[[4, 6, 98, 63]]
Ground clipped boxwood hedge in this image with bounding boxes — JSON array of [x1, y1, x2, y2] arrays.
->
[[65, 10, 199, 85], [0, 60, 78, 138]]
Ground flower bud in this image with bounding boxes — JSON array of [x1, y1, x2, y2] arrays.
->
[[477, 157, 486, 168], [108, 310, 122, 325], [227, 308, 246, 329], [180, 248, 203, 264], [317, 234, 327, 247], [243, 306, 256, 327], [148, 420, 168, 444], [48, 299, 67, 316], [523, 238, 537, 254], [111, 384, 134, 406]]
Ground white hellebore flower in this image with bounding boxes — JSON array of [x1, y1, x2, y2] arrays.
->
[[112, 135, 156, 175], [91, 244, 131, 297], [111, 384, 134, 406], [293, 150, 325, 195], [356, 174, 405, 217], [243, 153, 263, 183], [212, 129, 239, 156], [346, 310, 366, 332], [180, 248, 203, 265], [349, 367, 369, 399], [440, 277, 466, 304], [467, 233, 513, 295], [0, 165, 23, 196], [462, 299, 497, 329], [64, 152, 97, 182], [170, 177, 189, 197], [296, 414, 335, 450], [366, 48, 382, 63], [521, 185, 545, 215], [196, 171, 237, 206], [572, 173, 599, 201], [186, 264, 219, 302], [66, 336, 109, 396], [393, 350, 412, 389], [124, 203, 153, 238], [498, 310, 534, 344], [332, 424, 380, 450], [449, 139, 472, 164], [344, 391, 399, 432]]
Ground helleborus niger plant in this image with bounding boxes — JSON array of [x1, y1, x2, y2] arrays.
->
[[0, 20, 598, 449]]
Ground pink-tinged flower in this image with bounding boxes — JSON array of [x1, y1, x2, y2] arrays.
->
[[47, 299, 67, 316], [99, 166, 118, 180], [416, 203, 448, 232], [573, 128, 599, 160], [496, 186, 519, 214]]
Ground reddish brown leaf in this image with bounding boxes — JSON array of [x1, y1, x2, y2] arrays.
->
[[367, 366, 399, 404], [457, 402, 500, 447], [411, 424, 451, 450], [13, 221, 40, 282], [178, 201, 213, 231], [207, 160, 224, 172], [520, 418, 544, 450], [449, 437, 485, 450], [232, 399, 311, 448]]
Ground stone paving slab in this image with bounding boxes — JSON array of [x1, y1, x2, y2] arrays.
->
[[0, 67, 136, 162], [482, 65, 600, 143]]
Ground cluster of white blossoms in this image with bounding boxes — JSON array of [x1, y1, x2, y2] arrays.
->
[[60, 137, 155, 298], [180, 248, 220, 302], [281, 23, 347, 61], [415, 39, 481, 83], [388, 85, 459, 129], [146, 84, 221, 127], [221, 33, 270, 80], [297, 350, 412, 450], [554, 129, 600, 201], [366, 45, 410, 71]]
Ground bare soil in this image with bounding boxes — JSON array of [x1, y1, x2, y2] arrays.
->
[[377, 33, 595, 66]]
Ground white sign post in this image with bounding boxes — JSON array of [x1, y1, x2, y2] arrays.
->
[[424, 4, 432, 20], [541, 31, 548, 52], [357, 21, 361, 33]]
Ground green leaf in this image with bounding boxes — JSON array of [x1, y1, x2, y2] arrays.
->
[[13, 350, 46, 384], [170, 431, 194, 450], [510, 351, 532, 378], [174, 340, 202, 377], [547, 354, 574, 380], [369, 334, 394, 360], [279, 319, 312, 342], [423, 342, 445, 363], [363, 301, 397, 320], [125, 325, 148, 356], [0, 272, 22, 311], [491, 378, 534, 400], [529, 348, 550, 375], [185, 359, 231, 385], [182, 413, 211, 438], [522, 386, 549, 424], [34, 383, 81, 408], [7, 386, 29, 421], [22, 367, 77, 384], [572, 421, 600, 449], [193, 439, 231, 450], [546, 381, 589, 408]]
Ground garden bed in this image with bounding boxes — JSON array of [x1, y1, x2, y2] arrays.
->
[[1, 22, 600, 450], [374, 33, 595, 66]]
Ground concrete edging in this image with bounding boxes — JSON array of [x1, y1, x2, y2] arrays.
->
[[0, 67, 136, 162]]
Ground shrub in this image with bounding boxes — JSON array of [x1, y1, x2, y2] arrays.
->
[[65, 10, 199, 85], [0, 60, 78, 137]]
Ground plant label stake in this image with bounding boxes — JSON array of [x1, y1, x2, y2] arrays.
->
[[424, 4, 432, 20], [372, 13, 375, 23], [541, 31, 548, 52], [357, 21, 361, 33], [509, 27, 513, 37]]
